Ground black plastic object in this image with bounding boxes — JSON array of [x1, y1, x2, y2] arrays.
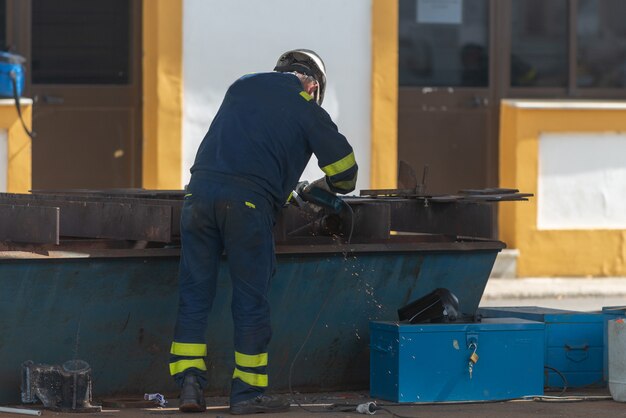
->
[[21, 359, 101, 412], [398, 288, 460, 323]]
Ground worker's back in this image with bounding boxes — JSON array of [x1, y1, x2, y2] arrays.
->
[[191, 72, 354, 210]]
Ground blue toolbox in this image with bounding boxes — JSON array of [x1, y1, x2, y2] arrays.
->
[[478, 306, 605, 388], [0, 52, 25, 98], [370, 318, 544, 402]]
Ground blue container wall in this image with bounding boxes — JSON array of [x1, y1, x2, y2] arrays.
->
[[0, 249, 498, 404], [477, 307, 605, 388]]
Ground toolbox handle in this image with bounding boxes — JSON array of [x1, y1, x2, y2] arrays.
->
[[565, 344, 589, 363]]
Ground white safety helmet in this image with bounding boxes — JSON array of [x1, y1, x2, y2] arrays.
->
[[274, 49, 327, 105]]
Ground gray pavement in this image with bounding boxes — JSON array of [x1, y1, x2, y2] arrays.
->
[[481, 277, 626, 311], [1, 391, 623, 418]]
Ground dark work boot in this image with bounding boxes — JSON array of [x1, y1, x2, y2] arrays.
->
[[229, 394, 290, 415], [178, 374, 206, 412]]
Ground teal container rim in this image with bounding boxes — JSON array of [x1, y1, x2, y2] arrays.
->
[[370, 318, 545, 332]]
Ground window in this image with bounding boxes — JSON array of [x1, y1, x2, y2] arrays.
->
[[510, 0, 568, 87], [399, 0, 489, 87], [577, 0, 626, 88], [31, 0, 130, 84]]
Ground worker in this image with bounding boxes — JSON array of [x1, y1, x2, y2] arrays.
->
[[169, 49, 358, 415]]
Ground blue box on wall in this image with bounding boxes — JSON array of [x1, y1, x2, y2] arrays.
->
[[370, 318, 544, 402], [478, 306, 605, 388]]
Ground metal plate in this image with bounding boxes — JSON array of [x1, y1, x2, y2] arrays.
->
[[0, 204, 59, 244], [0, 195, 173, 242]]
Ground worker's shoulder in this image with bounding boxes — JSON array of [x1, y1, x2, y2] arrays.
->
[[235, 71, 296, 87], [234, 72, 323, 112]]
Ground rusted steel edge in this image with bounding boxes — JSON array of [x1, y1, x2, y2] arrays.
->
[[0, 204, 60, 244], [275, 240, 505, 255], [0, 240, 505, 260]]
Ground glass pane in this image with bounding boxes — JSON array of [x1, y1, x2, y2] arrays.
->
[[399, 0, 489, 87], [31, 0, 130, 84], [577, 0, 626, 88], [0, 0, 6, 50], [510, 0, 568, 87]]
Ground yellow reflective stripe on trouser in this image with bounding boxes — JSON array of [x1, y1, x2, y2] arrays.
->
[[233, 368, 268, 387], [321, 152, 356, 177], [170, 342, 207, 357], [235, 351, 268, 368], [169, 359, 207, 375], [300, 91, 313, 101]]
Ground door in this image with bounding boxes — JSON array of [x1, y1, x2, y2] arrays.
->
[[398, 0, 495, 194], [10, 0, 142, 190]]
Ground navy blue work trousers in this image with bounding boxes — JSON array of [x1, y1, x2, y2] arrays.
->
[[171, 173, 276, 404]]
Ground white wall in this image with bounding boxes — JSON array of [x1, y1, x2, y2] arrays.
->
[[182, 0, 372, 192], [538, 132, 626, 229]]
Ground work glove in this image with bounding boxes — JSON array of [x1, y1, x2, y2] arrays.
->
[[304, 176, 332, 194]]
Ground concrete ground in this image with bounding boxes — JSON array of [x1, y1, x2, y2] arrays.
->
[[1, 390, 624, 418], [4, 277, 626, 418], [481, 277, 626, 311]]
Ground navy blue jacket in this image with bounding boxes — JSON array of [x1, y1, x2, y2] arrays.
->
[[190, 72, 358, 210]]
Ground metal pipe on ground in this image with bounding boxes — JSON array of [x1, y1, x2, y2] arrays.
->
[[0, 406, 41, 416]]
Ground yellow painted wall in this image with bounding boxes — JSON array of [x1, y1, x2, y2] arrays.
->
[[0, 101, 32, 193], [142, 0, 183, 189], [371, 0, 398, 189], [499, 100, 626, 277]]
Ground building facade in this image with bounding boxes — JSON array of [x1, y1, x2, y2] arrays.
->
[[2, 0, 626, 276]]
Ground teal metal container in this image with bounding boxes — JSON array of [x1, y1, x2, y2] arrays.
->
[[370, 318, 544, 402], [478, 306, 605, 388], [0, 239, 502, 404]]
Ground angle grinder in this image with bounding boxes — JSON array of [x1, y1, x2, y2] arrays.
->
[[293, 181, 344, 214]]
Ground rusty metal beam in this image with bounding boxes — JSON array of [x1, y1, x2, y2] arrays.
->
[[37, 195, 183, 237], [34, 193, 183, 237], [0, 204, 59, 244], [30, 189, 185, 200], [0, 196, 173, 242], [386, 199, 495, 238], [56, 201, 173, 242], [0, 192, 498, 245]]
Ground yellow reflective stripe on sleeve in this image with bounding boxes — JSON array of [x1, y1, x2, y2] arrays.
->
[[233, 368, 268, 387], [170, 342, 207, 356], [331, 178, 357, 191], [235, 351, 268, 368], [245, 201, 256, 209], [321, 152, 356, 177], [300, 91, 313, 101], [169, 359, 207, 375]]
